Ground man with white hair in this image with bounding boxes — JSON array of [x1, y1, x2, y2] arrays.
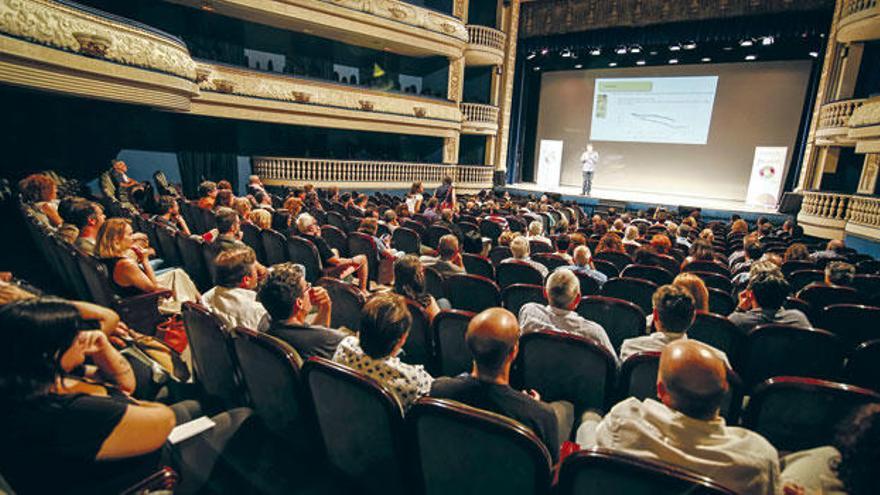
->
[[526, 221, 551, 246], [296, 213, 369, 291], [518, 269, 615, 358], [501, 236, 548, 278], [562, 245, 607, 288], [247, 175, 266, 197]]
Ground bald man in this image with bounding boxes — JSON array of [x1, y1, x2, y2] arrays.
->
[[576, 340, 780, 495], [810, 239, 847, 262], [430, 308, 574, 462]]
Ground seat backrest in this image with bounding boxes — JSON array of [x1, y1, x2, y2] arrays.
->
[[401, 218, 427, 238], [175, 234, 210, 291], [427, 224, 453, 249], [302, 358, 409, 495], [316, 277, 366, 331], [617, 352, 661, 403], [528, 240, 553, 255], [56, 240, 91, 300], [621, 265, 673, 286], [462, 253, 495, 280], [241, 222, 266, 265], [489, 245, 512, 266], [391, 227, 421, 255], [153, 223, 183, 267], [690, 271, 733, 294], [432, 310, 475, 376], [515, 331, 617, 414], [287, 236, 322, 283], [601, 277, 658, 315], [816, 304, 880, 348], [200, 241, 219, 288], [348, 232, 380, 282], [788, 269, 825, 292], [479, 220, 503, 244], [496, 260, 544, 289], [653, 254, 680, 276], [557, 448, 736, 495], [443, 274, 501, 313], [531, 253, 569, 272], [320, 224, 348, 257], [502, 284, 546, 316], [577, 295, 646, 354], [688, 312, 747, 363], [402, 299, 435, 373], [592, 259, 620, 279], [232, 326, 308, 441], [76, 253, 117, 307], [682, 260, 730, 277], [261, 228, 289, 266], [781, 260, 816, 278], [594, 251, 632, 271], [707, 288, 736, 316], [742, 376, 880, 452], [799, 284, 861, 312], [742, 324, 846, 387], [181, 302, 244, 408], [423, 266, 445, 301], [507, 216, 526, 233], [573, 271, 600, 296], [851, 274, 880, 305], [408, 397, 552, 495], [856, 259, 880, 274], [327, 211, 349, 232], [844, 339, 880, 392]]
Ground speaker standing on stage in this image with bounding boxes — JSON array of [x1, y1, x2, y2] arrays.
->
[[581, 144, 599, 196]]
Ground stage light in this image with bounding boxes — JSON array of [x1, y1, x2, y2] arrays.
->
[[540, 48, 549, 55], [629, 45, 642, 54], [740, 38, 754, 47], [722, 46, 734, 51], [669, 43, 682, 51], [615, 46, 628, 55], [701, 57, 712, 62], [526, 51, 536, 60], [590, 47, 601, 56], [809, 51, 819, 58], [761, 36, 775, 46], [636, 60, 646, 66], [745, 54, 757, 61], [683, 41, 697, 50], [533, 66, 541, 71], [609, 62, 618, 67], [574, 64, 583, 69], [668, 58, 679, 64], [560, 48, 572, 58], [649, 51, 658, 56]]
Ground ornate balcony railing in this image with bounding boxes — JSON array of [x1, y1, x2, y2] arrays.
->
[[253, 157, 493, 189], [842, 0, 878, 18], [461, 103, 499, 124], [839, 0, 880, 42], [818, 99, 866, 131], [848, 195, 880, 228], [467, 25, 506, 53], [800, 191, 852, 220]]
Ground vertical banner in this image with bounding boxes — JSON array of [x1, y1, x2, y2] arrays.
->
[[536, 139, 564, 190], [746, 146, 788, 207]]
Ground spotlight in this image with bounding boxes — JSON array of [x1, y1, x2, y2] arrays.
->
[[574, 64, 583, 69], [740, 38, 754, 47], [540, 48, 549, 55], [669, 43, 682, 51], [668, 58, 679, 64], [649, 50, 658, 56], [701, 57, 712, 62], [590, 47, 601, 56], [561, 48, 572, 58], [809, 51, 819, 58], [526, 51, 536, 60], [636, 60, 646, 66], [745, 54, 757, 61], [683, 41, 697, 50], [615, 46, 628, 55], [722, 46, 734, 51], [761, 36, 775, 46], [629, 45, 643, 54], [533, 66, 541, 71], [609, 62, 618, 67]]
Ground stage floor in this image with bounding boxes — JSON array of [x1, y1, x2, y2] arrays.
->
[[509, 182, 780, 215]]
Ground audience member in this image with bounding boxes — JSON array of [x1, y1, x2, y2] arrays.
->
[[152, 195, 190, 236], [596, 232, 626, 255], [728, 262, 811, 331], [393, 255, 444, 320], [214, 189, 235, 210], [423, 234, 465, 277], [576, 340, 780, 495], [811, 239, 847, 262], [69, 200, 106, 254], [213, 207, 248, 251], [233, 197, 252, 224], [434, 175, 456, 209], [675, 225, 692, 249], [502, 236, 548, 278], [650, 234, 672, 255], [682, 239, 715, 268], [783, 243, 810, 263], [297, 213, 368, 291], [247, 175, 266, 197], [257, 263, 343, 359], [108, 160, 142, 202], [526, 221, 552, 246], [825, 261, 856, 286], [430, 308, 574, 463], [333, 293, 433, 409], [19, 173, 62, 227], [197, 181, 218, 210], [201, 248, 266, 331], [562, 245, 607, 288], [623, 226, 641, 247], [249, 208, 272, 230], [405, 181, 424, 214]]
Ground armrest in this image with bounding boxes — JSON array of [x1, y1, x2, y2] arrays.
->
[[114, 289, 173, 336], [120, 467, 178, 495]]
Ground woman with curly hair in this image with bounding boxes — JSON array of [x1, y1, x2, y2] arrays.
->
[[783, 243, 811, 263], [595, 232, 625, 254], [650, 234, 673, 255], [19, 173, 62, 227]]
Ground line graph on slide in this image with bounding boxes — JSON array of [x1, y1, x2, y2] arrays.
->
[[590, 76, 719, 145]]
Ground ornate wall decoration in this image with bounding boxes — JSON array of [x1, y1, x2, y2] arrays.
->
[[0, 0, 197, 80], [849, 97, 880, 128], [857, 154, 879, 194], [520, 0, 833, 38], [318, 0, 469, 42], [447, 56, 465, 102]]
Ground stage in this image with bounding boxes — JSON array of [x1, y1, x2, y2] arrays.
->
[[507, 182, 788, 223]]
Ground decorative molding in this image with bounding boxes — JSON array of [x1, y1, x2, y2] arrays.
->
[[443, 135, 460, 163], [838, 0, 880, 42], [857, 154, 879, 194], [848, 96, 880, 127], [520, 0, 834, 38], [0, 0, 196, 80], [465, 25, 506, 66], [815, 98, 865, 145], [447, 56, 465, 102]]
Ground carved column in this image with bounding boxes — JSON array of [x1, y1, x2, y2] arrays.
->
[[812, 147, 841, 190], [858, 154, 880, 194], [492, 0, 520, 186], [453, 0, 470, 23], [443, 134, 460, 164], [447, 56, 465, 103], [834, 43, 864, 99]]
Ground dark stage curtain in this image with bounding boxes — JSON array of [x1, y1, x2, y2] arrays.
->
[[177, 151, 238, 199]]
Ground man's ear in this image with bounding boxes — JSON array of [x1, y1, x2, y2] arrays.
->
[[568, 292, 581, 311]]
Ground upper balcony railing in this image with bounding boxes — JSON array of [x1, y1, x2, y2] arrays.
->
[[800, 191, 852, 221], [818, 99, 866, 131], [848, 195, 880, 228], [252, 157, 493, 189], [465, 25, 506, 66], [838, 0, 880, 42], [460, 102, 499, 133]]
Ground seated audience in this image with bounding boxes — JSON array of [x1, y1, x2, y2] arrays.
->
[[422, 234, 465, 277], [623, 226, 641, 247], [526, 221, 552, 246], [811, 239, 847, 262], [253, 190, 274, 211], [436, 208, 463, 240], [519, 269, 615, 358], [214, 189, 235, 211], [333, 293, 433, 409], [554, 234, 573, 263], [732, 240, 765, 287], [152, 195, 190, 236], [69, 200, 105, 254], [825, 260, 856, 287], [596, 232, 626, 255], [650, 234, 672, 255], [576, 339, 780, 495], [109, 160, 142, 202], [297, 213, 368, 291], [682, 239, 715, 268], [249, 208, 272, 230], [197, 180, 218, 210], [213, 207, 248, 251], [675, 224, 692, 249], [246, 175, 266, 197], [781, 404, 880, 495], [19, 173, 63, 227], [393, 255, 444, 320], [233, 197, 252, 224], [434, 175, 456, 209], [783, 243, 810, 263], [423, 198, 441, 223], [381, 209, 400, 232], [728, 262, 811, 331], [405, 181, 424, 214], [430, 308, 574, 463], [699, 228, 715, 244], [201, 248, 267, 331], [502, 236, 549, 278], [257, 262, 344, 359], [562, 245, 607, 288]]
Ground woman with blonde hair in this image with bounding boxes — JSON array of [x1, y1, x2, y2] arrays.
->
[[249, 209, 272, 230], [672, 272, 710, 313], [730, 219, 749, 235], [95, 218, 199, 312], [699, 228, 715, 244], [623, 225, 641, 247]]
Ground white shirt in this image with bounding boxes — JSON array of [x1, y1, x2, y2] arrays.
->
[[518, 303, 616, 359], [333, 335, 433, 409], [580, 398, 781, 495], [620, 332, 731, 368], [780, 446, 845, 495], [405, 193, 423, 214], [201, 286, 267, 332], [581, 150, 599, 172], [501, 257, 549, 279]]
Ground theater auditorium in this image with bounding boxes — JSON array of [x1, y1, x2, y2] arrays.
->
[[2, 0, 880, 493]]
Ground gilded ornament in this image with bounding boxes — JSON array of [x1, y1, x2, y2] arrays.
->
[[72, 32, 111, 57]]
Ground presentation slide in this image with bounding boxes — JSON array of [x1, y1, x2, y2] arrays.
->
[[590, 76, 719, 145]]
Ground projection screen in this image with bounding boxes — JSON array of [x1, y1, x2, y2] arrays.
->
[[533, 61, 812, 203]]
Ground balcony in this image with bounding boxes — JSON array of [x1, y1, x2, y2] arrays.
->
[[798, 191, 880, 241], [465, 25, 506, 66], [838, 0, 880, 43], [191, 62, 461, 137], [166, 0, 467, 58], [816, 98, 865, 145], [0, 0, 198, 111], [252, 157, 493, 191], [460, 103, 499, 134], [847, 96, 880, 153]]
